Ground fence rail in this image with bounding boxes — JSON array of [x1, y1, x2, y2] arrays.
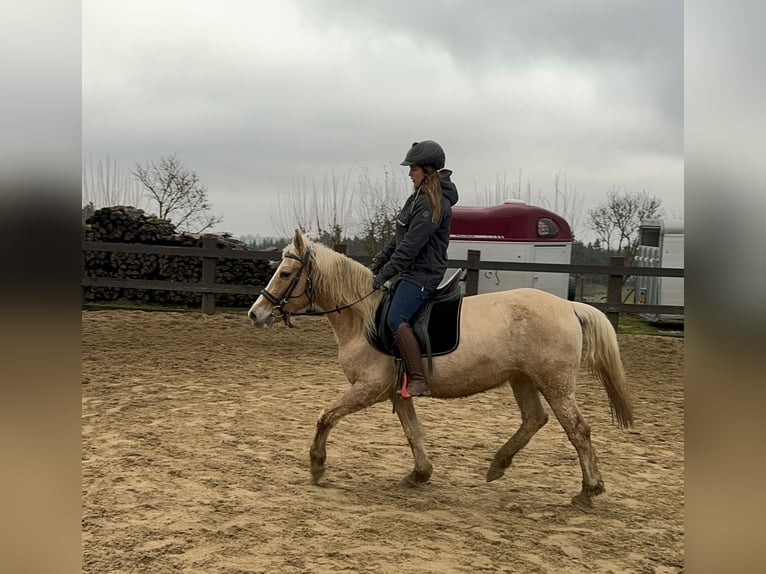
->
[[82, 240, 684, 327]]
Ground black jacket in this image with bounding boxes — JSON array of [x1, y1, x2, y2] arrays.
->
[[373, 170, 459, 291]]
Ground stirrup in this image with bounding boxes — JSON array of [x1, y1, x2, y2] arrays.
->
[[398, 373, 431, 399]]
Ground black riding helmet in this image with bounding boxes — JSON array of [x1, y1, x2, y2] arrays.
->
[[400, 140, 445, 170]]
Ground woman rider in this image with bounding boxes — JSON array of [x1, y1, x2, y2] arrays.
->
[[370, 140, 459, 397]]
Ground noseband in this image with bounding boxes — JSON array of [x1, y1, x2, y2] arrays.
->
[[259, 249, 314, 328]]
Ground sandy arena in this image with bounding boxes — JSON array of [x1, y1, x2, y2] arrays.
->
[[82, 310, 684, 573]]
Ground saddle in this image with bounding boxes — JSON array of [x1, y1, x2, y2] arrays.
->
[[367, 269, 464, 375]]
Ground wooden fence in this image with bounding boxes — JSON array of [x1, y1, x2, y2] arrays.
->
[[82, 239, 684, 328]]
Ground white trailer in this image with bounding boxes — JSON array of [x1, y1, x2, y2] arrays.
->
[[447, 200, 573, 299], [633, 219, 684, 320]]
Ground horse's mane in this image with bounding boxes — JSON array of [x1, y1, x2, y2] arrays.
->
[[286, 239, 381, 337]]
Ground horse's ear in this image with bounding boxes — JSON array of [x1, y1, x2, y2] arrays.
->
[[293, 228, 304, 253]]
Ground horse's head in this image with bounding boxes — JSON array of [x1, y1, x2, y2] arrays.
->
[[248, 230, 314, 327]]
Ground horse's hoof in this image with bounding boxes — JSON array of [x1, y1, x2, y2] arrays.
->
[[311, 466, 326, 485], [571, 491, 594, 510], [400, 471, 430, 487], [486, 466, 505, 483]]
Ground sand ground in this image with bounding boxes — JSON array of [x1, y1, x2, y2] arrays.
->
[[82, 310, 684, 573]]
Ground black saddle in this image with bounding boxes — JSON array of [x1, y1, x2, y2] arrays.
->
[[367, 269, 464, 374]]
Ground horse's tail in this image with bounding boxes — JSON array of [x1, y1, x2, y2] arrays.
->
[[571, 302, 634, 428]]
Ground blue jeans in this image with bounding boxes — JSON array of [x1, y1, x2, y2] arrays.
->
[[386, 280, 434, 333]]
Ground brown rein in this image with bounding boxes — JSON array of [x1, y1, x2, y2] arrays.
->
[[290, 289, 378, 319]]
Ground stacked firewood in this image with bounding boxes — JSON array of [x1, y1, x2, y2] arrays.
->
[[83, 206, 274, 307], [84, 205, 177, 244]]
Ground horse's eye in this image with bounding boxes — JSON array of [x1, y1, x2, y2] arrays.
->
[[280, 271, 291, 279]]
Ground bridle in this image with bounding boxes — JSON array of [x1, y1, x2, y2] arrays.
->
[[259, 249, 314, 328], [259, 247, 378, 328]]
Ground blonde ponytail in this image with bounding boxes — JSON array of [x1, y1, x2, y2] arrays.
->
[[420, 167, 442, 224]]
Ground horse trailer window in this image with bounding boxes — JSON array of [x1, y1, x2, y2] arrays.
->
[[640, 227, 661, 247], [537, 218, 560, 238]]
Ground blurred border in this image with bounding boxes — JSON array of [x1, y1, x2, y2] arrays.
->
[[0, 1, 82, 573], [686, 1, 766, 572], [3, 0, 766, 572]]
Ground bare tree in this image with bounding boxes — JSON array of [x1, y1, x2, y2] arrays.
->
[[668, 205, 685, 220], [314, 169, 355, 244], [472, 171, 524, 206], [469, 170, 585, 238], [354, 164, 410, 256], [270, 174, 314, 238], [587, 187, 664, 264], [270, 169, 356, 245], [82, 155, 144, 209], [553, 172, 585, 238], [133, 154, 222, 233]]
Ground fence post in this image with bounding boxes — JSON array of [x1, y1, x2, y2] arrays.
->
[[201, 236, 218, 315], [465, 249, 481, 296], [606, 256, 625, 331], [575, 273, 584, 302]]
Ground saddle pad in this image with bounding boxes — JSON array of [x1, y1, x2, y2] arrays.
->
[[367, 275, 463, 357]]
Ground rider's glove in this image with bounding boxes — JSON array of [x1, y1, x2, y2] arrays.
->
[[369, 256, 384, 275], [372, 273, 386, 291]]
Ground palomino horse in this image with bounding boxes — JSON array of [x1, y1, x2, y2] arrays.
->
[[248, 231, 634, 508]]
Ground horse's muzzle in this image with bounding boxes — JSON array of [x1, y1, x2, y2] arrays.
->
[[247, 299, 275, 327], [248, 311, 275, 327]]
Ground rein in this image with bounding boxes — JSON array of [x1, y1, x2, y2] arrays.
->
[[260, 248, 377, 327], [290, 289, 377, 318]]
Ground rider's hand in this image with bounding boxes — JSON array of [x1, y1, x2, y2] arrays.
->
[[369, 257, 383, 275]]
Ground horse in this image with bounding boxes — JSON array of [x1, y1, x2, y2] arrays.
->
[[248, 230, 634, 508]]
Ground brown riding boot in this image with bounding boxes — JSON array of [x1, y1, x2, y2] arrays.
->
[[394, 323, 431, 398]]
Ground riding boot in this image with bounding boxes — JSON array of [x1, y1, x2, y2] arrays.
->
[[394, 323, 431, 397]]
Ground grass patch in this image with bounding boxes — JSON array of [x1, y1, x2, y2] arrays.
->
[[618, 315, 684, 337]]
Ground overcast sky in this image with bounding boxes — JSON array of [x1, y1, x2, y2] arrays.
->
[[83, 0, 683, 240]]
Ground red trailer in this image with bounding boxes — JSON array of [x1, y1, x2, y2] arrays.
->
[[448, 200, 573, 298]]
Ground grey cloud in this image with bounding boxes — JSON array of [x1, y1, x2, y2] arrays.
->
[[83, 0, 683, 239], [304, 0, 682, 130]]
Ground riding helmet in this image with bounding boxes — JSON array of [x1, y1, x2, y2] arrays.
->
[[400, 140, 445, 170]]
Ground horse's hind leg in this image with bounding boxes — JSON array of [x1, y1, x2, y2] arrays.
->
[[486, 377, 549, 482], [393, 396, 432, 486], [544, 389, 604, 508]]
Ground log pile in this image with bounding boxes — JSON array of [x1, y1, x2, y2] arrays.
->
[[85, 205, 178, 243], [83, 206, 274, 307]]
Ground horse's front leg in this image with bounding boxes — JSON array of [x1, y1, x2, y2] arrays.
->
[[393, 396, 433, 486], [310, 381, 391, 484]]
